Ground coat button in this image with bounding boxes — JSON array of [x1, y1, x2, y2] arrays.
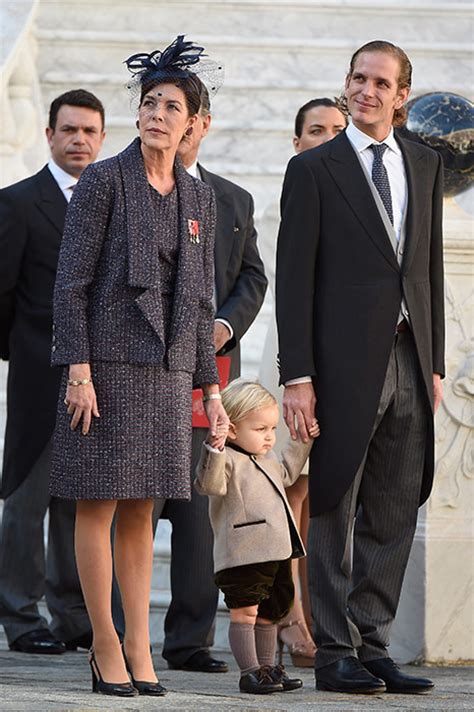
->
[[52, 345, 56, 352]]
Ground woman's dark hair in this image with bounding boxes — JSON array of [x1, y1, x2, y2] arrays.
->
[[49, 89, 105, 130], [139, 73, 203, 116], [294, 97, 347, 137], [340, 40, 412, 127]]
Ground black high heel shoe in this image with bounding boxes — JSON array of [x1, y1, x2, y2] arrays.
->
[[122, 645, 167, 696], [89, 648, 138, 697]]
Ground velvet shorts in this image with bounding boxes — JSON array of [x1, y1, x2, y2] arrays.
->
[[215, 558, 294, 622]]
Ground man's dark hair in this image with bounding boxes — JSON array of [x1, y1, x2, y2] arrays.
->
[[341, 40, 412, 127], [48, 89, 105, 131], [294, 98, 347, 137]]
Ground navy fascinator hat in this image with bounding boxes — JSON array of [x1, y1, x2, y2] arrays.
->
[[124, 35, 224, 105]]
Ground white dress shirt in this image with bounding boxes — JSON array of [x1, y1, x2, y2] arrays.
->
[[47, 158, 78, 203], [345, 122, 407, 243], [286, 123, 409, 387], [185, 160, 234, 342]]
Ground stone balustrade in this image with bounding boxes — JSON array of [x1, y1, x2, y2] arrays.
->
[[0, 0, 46, 188]]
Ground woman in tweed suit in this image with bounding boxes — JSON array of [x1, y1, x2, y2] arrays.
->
[[50, 37, 228, 697]]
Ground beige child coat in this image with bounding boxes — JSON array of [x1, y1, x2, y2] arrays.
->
[[194, 437, 312, 573]]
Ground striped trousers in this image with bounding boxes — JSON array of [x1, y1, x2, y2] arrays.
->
[[308, 331, 429, 668]]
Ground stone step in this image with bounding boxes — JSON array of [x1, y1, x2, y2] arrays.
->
[[40, 76, 344, 125], [66, 121, 296, 174], [39, 74, 473, 129], [36, 31, 473, 91], [37, 0, 473, 44]]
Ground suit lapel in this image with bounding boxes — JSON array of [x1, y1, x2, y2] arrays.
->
[[251, 454, 305, 558], [397, 136, 428, 274], [324, 132, 399, 273], [35, 166, 67, 235], [198, 164, 235, 305], [117, 139, 208, 348], [118, 138, 158, 289], [251, 455, 287, 497], [118, 138, 165, 344]]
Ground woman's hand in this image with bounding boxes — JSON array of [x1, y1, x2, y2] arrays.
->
[[65, 364, 100, 435], [204, 399, 229, 451]]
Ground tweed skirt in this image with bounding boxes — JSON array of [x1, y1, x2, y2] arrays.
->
[[50, 362, 193, 501]]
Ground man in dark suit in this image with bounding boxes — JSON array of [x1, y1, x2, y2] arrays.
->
[[0, 90, 105, 653], [276, 41, 444, 694], [160, 86, 267, 672]]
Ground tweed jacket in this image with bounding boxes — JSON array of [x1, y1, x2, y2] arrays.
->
[[195, 437, 312, 573], [52, 138, 218, 386]]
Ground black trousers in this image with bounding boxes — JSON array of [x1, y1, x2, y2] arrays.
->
[[156, 428, 219, 666], [0, 440, 89, 644], [309, 332, 429, 668]]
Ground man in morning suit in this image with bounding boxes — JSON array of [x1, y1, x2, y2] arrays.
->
[[276, 41, 444, 694], [0, 90, 106, 653], [160, 86, 268, 672]]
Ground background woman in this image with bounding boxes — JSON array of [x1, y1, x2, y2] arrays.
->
[[50, 36, 228, 697], [259, 98, 347, 667]]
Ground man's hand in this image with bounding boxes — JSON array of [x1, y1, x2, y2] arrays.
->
[[433, 373, 443, 413], [214, 321, 231, 353], [283, 381, 317, 442]]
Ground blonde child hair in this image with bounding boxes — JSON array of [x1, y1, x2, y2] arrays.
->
[[221, 379, 277, 424]]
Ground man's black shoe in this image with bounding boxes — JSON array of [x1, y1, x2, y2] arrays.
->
[[64, 631, 93, 651], [9, 629, 66, 655], [268, 664, 303, 691], [239, 667, 283, 694], [363, 657, 434, 694], [315, 657, 386, 694], [168, 650, 228, 673]]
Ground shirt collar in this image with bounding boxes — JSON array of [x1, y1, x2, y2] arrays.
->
[[346, 121, 401, 156], [186, 160, 201, 180], [47, 158, 78, 191]]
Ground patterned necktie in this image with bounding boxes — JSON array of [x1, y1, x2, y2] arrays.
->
[[370, 143, 393, 225]]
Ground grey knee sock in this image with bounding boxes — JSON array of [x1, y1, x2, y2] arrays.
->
[[228, 622, 260, 675], [255, 623, 277, 667]]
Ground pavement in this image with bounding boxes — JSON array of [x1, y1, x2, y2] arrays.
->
[[0, 637, 472, 712]]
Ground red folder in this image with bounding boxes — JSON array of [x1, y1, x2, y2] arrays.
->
[[192, 356, 231, 428]]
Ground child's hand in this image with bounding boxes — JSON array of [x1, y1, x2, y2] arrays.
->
[[308, 418, 320, 438], [206, 421, 229, 451]]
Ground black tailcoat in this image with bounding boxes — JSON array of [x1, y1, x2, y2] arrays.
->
[[0, 167, 66, 498], [276, 131, 445, 515], [198, 165, 267, 380]]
